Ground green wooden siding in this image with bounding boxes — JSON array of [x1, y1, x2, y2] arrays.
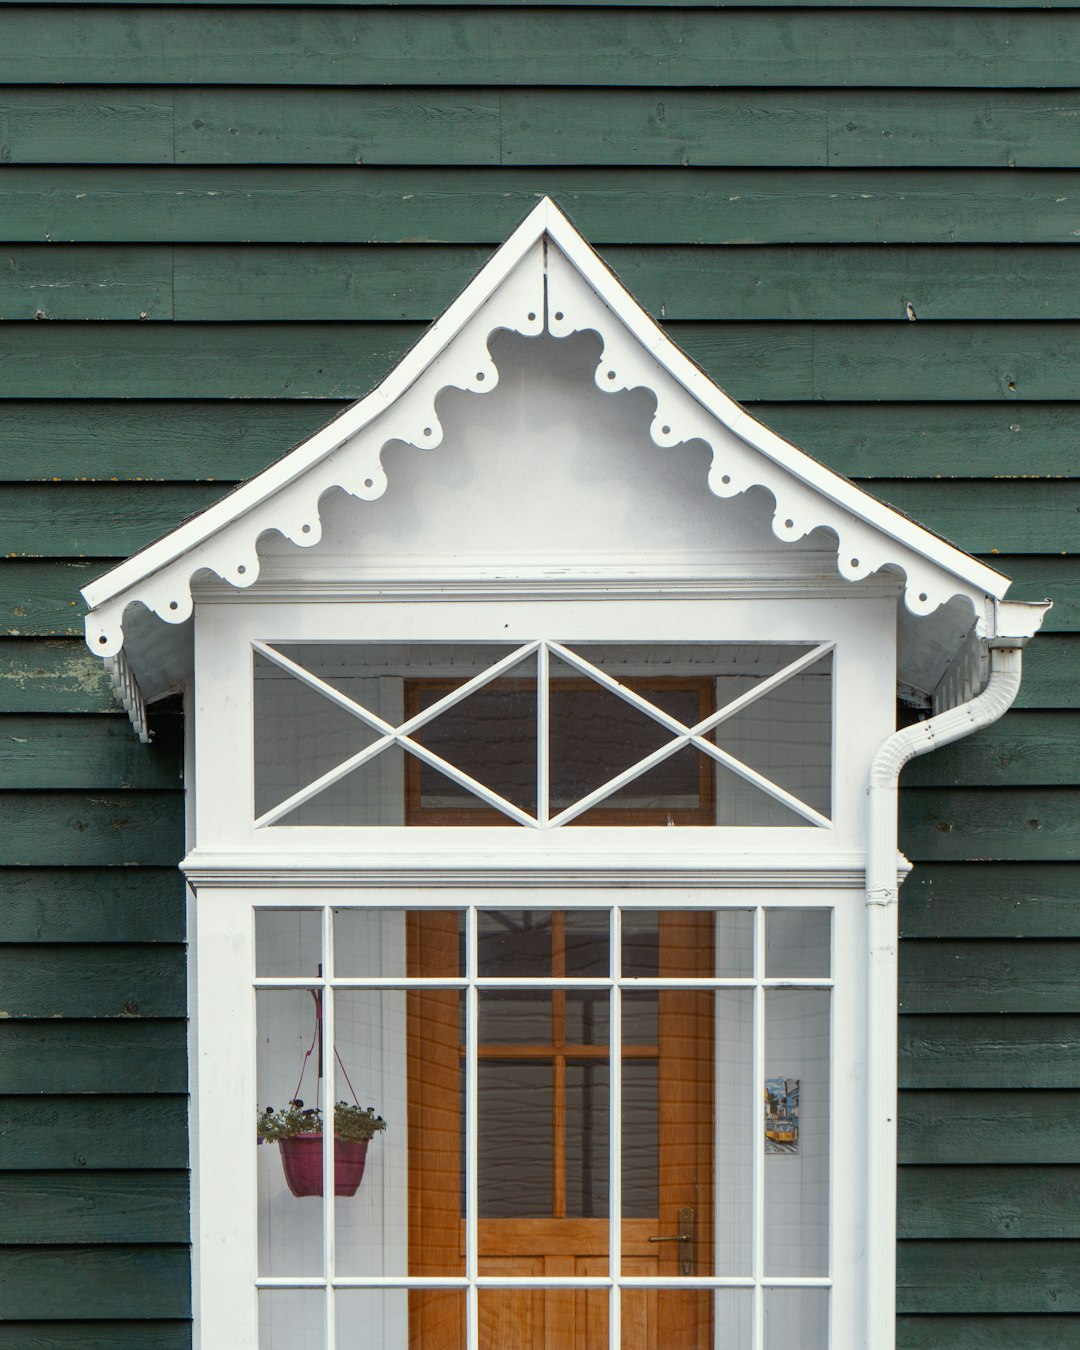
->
[[1, 1, 1077, 1342]]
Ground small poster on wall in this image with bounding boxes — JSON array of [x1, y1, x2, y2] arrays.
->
[[764, 1077, 800, 1154]]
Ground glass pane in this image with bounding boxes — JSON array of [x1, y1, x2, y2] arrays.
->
[[333, 908, 464, 979], [479, 1289, 608, 1350], [337, 1290, 466, 1350], [622, 1059, 658, 1217], [478, 908, 554, 976], [330, 990, 400, 1276], [764, 1288, 829, 1350], [764, 990, 830, 1277], [407, 988, 465, 1276], [259, 1289, 324, 1350], [407, 652, 538, 818], [766, 909, 831, 979], [253, 650, 382, 820], [564, 910, 611, 976], [623, 986, 715, 1276], [478, 909, 609, 978], [256, 989, 324, 1276], [711, 651, 833, 821], [256, 909, 322, 978], [622, 991, 658, 1046], [572, 742, 712, 826], [621, 910, 751, 978], [479, 990, 551, 1045], [566, 1060, 609, 1218], [478, 1061, 552, 1217], [621, 1289, 715, 1349], [565, 990, 610, 1045], [715, 990, 754, 1275], [714, 1289, 753, 1349]]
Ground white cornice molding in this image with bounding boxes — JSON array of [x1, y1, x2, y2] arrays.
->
[[182, 862, 868, 890], [82, 196, 1017, 667]]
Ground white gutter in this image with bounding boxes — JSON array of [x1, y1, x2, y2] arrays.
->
[[865, 639, 1027, 1346]]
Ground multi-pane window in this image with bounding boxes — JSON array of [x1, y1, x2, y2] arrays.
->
[[252, 642, 833, 829], [253, 901, 836, 1350]]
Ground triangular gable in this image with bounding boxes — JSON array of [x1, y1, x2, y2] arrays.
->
[[83, 197, 1049, 742]]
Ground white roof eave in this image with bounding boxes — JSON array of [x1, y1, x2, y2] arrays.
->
[[83, 197, 1027, 677]]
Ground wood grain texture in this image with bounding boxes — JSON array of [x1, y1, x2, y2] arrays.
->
[[0, 640, 121, 714], [897, 1241, 1080, 1313], [5, 399, 1080, 483], [0, 562, 101, 636], [0, 793, 183, 867], [899, 1016, 1080, 1089], [1012, 637, 1080, 710], [0, 1173, 189, 1244], [0, 868, 185, 944], [899, 1167, 1080, 1239], [0, 945, 186, 1018], [0, 715, 182, 789], [899, 1092, 1080, 1164], [5, 321, 1080, 405], [901, 713, 1080, 786], [0, 1246, 190, 1319], [4, 167, 1080, 244], [5, 9, 1080, 88], [900, 789, 1080, 862], [10, 243, 1080, 322], [900, 940, 1080, 1013], [0, 1096, 188, 1170], [897, 1318, 1080, 1350], [0, 1326, 191, 1350], [0, 1021, 187, 1094], [900, 863, 1080, 939], [10, 88, 1080, 169]]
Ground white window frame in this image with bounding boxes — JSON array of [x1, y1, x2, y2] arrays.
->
[[191, 884, 867, 1350]]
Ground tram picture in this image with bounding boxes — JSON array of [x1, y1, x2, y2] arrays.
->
[[764, 1077, 800, 1153]]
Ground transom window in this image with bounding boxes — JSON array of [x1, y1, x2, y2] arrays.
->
[[253, 900, 837, 1350], [252, 641, 833, 829]]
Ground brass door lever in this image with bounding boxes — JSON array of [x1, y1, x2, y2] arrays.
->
[[647, 1206, 695, 1274]]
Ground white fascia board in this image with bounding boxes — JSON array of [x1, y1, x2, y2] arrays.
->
[[542, 202, 1010, 607], [80, 198, 555, 619], [83, 195, 1015, 662]]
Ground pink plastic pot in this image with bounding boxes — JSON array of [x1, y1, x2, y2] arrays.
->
[[278, 1134, 370, 1198]]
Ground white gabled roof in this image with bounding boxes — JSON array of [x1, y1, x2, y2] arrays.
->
[[82, 197, 1046, 734]]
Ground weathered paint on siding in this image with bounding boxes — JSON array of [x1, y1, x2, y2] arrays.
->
[[0, 3, 1077, 1343]]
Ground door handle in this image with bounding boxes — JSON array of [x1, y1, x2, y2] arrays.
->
[[647, 1206, 696, 1275]]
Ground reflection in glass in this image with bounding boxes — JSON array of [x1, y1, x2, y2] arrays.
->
[[715, 990, 753, 1274], [337, 1289, 466, 1350], [621, 1288, 718, 1349], [259, 1289, 324, 1350], [478, 909, 609, 977], [764, 990, 830, 1277], [764, 1288, 829, 1349], [566, 1061, 609, 1218], [478, 1062, 553, 1217], [621, 910, 751, 979], [256, 989, 324, 1277], [479, 990, 551, 1045], [766, 908, 831, 979], [256, 909, 322, 978], [334, 909, 463, 979], [622, 1060, 658, 1218], [333, 991, 404, 1278], [479, 1289, 608, 1350]]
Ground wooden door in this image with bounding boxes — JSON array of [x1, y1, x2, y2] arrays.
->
[[408, 911, 714, 1350]]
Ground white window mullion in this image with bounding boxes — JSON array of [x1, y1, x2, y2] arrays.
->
[[753, 905, 765, 1350], [609, 906, 622, 1350], [465, 906, 480, 1350], [322, 904, 336, 1350], [537, 641, 550, 828]]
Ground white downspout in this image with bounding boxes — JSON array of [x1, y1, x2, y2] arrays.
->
[[866, 642, 1024, 1348]]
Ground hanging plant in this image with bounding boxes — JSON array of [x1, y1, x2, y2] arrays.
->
[[258, 1098, 387, 1198], [258, 989, 386, 1198]]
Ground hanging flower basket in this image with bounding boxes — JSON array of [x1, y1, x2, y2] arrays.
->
[[279, 1133, 370, 1198], [258, 1100, 387, 1200]]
